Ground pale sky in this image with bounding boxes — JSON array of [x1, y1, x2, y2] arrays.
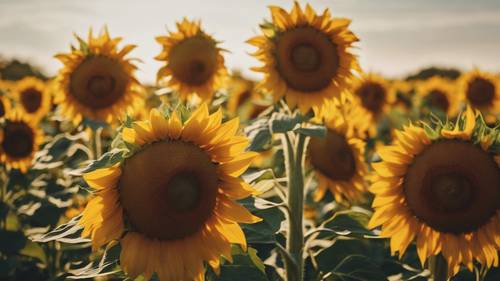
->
[[1, 0, 500, 83]]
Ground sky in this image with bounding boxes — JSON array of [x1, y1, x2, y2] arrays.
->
[[1, 0, 500, 83]]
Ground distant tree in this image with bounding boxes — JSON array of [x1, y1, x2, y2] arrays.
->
[[405, 66, 461, 81], [0, 58, 48, 81]]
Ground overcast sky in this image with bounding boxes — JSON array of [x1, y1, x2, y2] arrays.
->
[[1, 0, 500, 83]]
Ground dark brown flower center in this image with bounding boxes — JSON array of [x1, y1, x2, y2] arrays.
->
[[404, 140, 500, 234], [426, 90, 450, 112], [21, 88, 43, 113], [87, 75, 116, 98], [166, 171, 201, 212], [70, 56, 128, 110], [1, 121, 34, 158], [309, 130, 356, 181], [275, 27, 339, 92], [291, 44, 321, 72], [169, 36, 218, 86], [429, 172, 473, 212], [355, 82, 386, 115], [119, 141, 218, 241], [466, 77, 495, 107]]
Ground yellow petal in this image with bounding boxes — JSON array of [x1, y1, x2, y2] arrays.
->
[[83, 164, 121, 190], [216, 195, 262, 224]]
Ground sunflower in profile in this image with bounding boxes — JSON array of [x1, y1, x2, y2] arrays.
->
[[0, 110, 43, 173], [0, 87, 12, 118], [156, 18, 228, 103], [416, 76, 459, 116], [459, 69, 500, 114], [78, 104, 261, 280], [53, 27, 144, 124], [227, 74, 255, 114], [390, 79, 414, 111], [369, 106, 500, 277], [248, 2, 359, 116], [226, 74, 271, 121], [309, 95, 368, 203], [12, 77, 51, 122]]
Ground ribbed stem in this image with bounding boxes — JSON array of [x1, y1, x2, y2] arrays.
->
[[282, 132, 307, 281]]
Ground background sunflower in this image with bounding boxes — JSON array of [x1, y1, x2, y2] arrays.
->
[[156, 18, 228, 103], [0, 110, 44, 172], [459, 69, 500, 114], [416, 76, 459, 117], [309, 97, 368, 204], [53, 27, 144, 124], [12, 76, 51, 122], [248, 2, 359, 116]]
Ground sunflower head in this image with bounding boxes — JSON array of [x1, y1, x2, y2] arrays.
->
[[0, 83, 12, 119], [390, 80, 414, 111], [78, 104, 260, 280], [459, 69, 500, 114], [0, 110, 44, 173], [309, 95, 368, 203], [226, 73, 271, 121], [416, 76, 459, 116], [53, 27, 144, 125], [352, 73, 394, 118], [156, 18, 228, 103], [248, 1, 359, 116], [12, 76, 51, 122], [369, 106, 500, 277]]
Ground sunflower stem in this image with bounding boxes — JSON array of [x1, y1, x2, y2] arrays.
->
[[90, 127, 103, 159], [429, 255, 448, 281], [282, 131, 307, 281]]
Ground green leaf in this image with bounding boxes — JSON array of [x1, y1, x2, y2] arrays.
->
[[207, 246, 268, 281], [240, 198, 285, 244], [80, 148, 126, 173], [320, 210, 374, 238], [30, 215, 89, 244], [295, 125, 327, 137], [324, 255, 387, 281], [269, 112, 302, 133], [245, 118, 272, 152], [66, 242, 121, 279]]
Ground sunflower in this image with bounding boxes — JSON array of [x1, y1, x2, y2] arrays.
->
[[248, 2, 359, 116], [78, 104, 261, 280], [53, 27, 144, 124], [12, 77, 51, 122], [0, 110, 44, 173], [156, 18, 228, 103], [0, 81, 11, 118], [390, 79, 414, 111], [226, 74, 255, 115], [459, 69, 500, 114], [309, 97, 368, 203], [226, 74, 271, 121], [369, 106, 500, 277], [352, 73, 394, 118], [416, 76, 459, 116]]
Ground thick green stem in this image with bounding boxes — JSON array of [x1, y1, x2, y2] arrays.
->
[[90, 127, 103, 160], [282, 132, 307, 281], [429, 255, 448, 281]]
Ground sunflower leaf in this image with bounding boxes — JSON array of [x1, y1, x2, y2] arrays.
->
[[30, 215, 89, 244], [295, 125, 327, 137], [80, 148, 126, 173]]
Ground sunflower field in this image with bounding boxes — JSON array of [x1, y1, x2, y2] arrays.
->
[[1, 2, 500, 281]]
